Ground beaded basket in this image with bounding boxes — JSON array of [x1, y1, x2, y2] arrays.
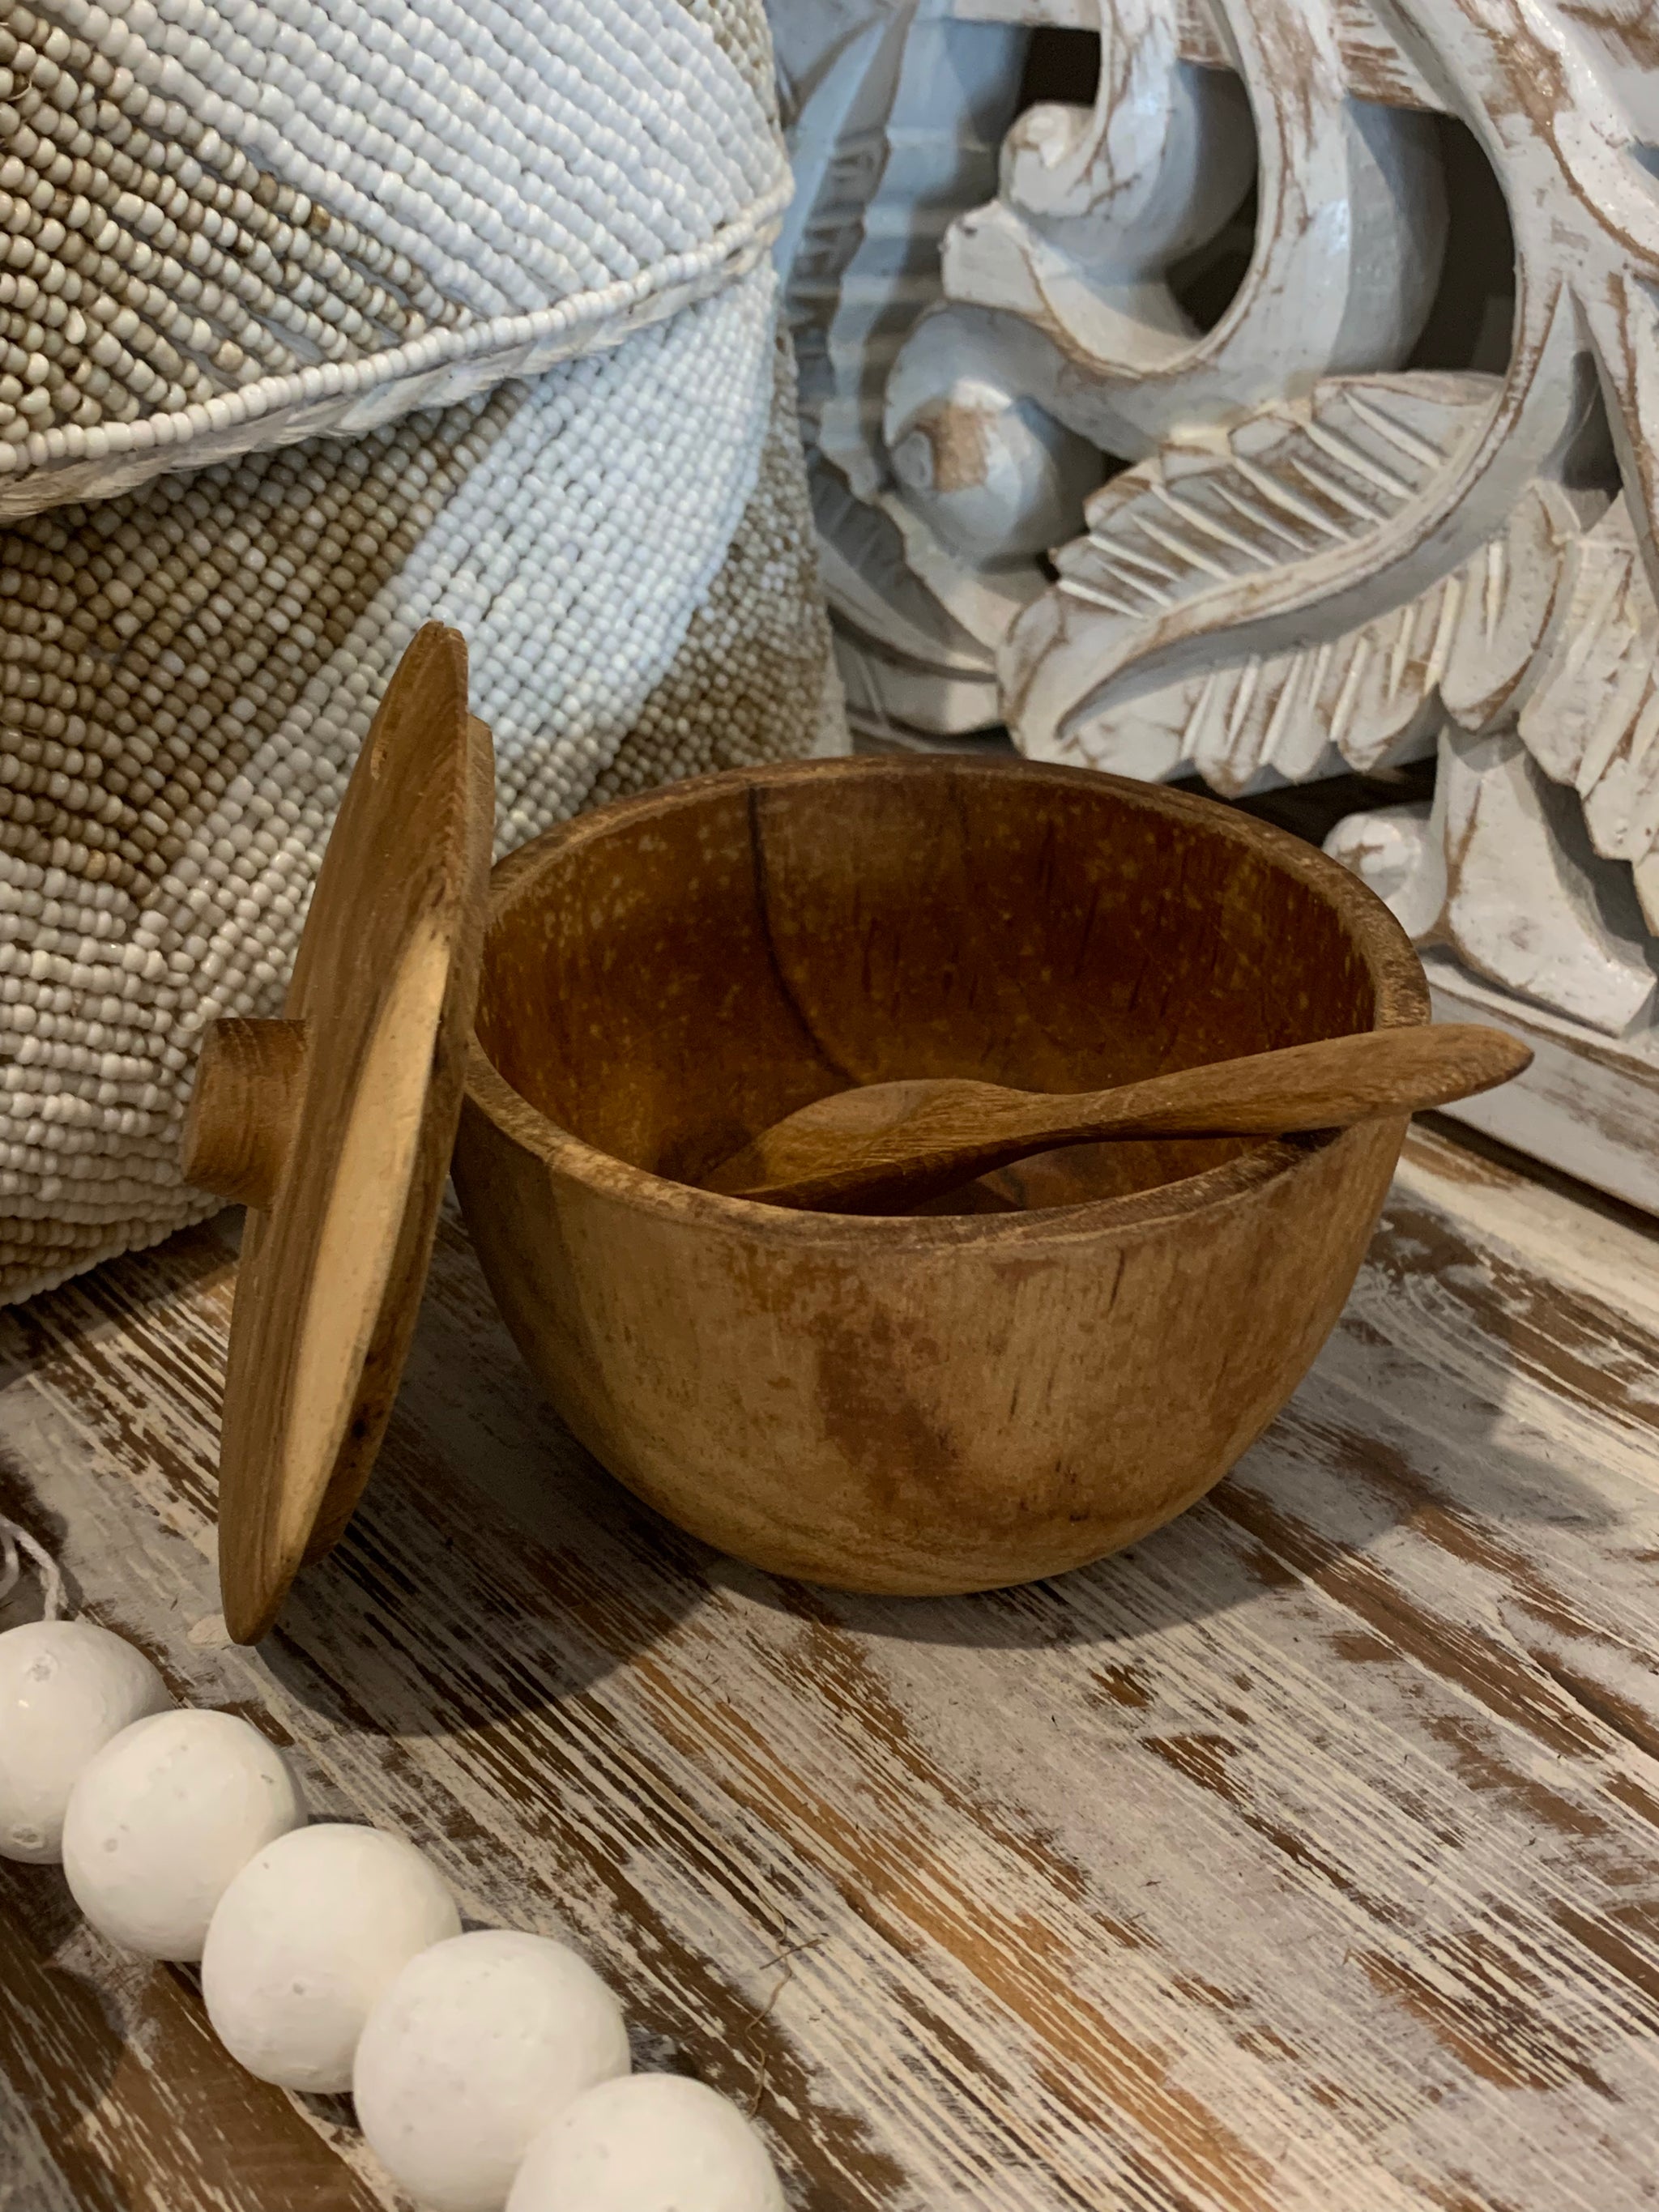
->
[[0, 0, 839, 1302]]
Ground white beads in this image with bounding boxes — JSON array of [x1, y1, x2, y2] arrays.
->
[[352, 1930, 630, 2212], [202, 1822, 462, 2090], [62, 1706, 305, 1958], [508, 2076, 787, 2212], [0, 1617, 170, 1860], [0, 1552, 790, 2210]]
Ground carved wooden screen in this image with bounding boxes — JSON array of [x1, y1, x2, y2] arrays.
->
[[774, 0, 1659, 1204]]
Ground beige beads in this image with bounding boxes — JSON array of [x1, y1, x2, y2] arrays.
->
[[590, 335, 834, 808], [0, 0, 834, 1305], [0, 387, 510, 1291], [0, 0, 789, 509], [1, 271, 831, 1304], [0, 392, 516, 898], [0, 0, 457, 462]]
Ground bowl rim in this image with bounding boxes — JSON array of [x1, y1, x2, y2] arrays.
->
[[463, 755, 1430, 1250]]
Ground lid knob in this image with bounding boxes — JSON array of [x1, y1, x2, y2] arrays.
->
[[182, 1018, 309, 1212]]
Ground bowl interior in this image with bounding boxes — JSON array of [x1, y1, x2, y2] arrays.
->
[[474, 761, 1402, 1210]]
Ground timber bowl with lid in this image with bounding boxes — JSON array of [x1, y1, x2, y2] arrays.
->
[[452, 753, 1429, 1595]]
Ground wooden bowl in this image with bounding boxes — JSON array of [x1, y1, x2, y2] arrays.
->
[[453, 757, 1427, 1593]]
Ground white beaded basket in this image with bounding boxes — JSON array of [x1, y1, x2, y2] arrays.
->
[[0, 0, 839, 1302]]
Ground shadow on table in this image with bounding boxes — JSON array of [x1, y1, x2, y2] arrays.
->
[[232, 1166, 1635, 1736], [260, 1346, 1611, 1759]]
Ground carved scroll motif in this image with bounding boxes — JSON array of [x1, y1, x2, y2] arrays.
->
[[998, 0, 1659, 1020], [778, 0, 1659, 1034], [999, 0, 1659, 762], [775, 0, 1032, 730], [777, 0, 1448, 731]]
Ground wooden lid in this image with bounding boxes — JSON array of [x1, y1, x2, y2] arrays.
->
[[182, 625, 494, 1643]]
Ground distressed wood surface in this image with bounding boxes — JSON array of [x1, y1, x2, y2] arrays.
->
[[958, 0, 1446, 115], [1422, 951, 1659, 1221], [3, 1122, 1659, 2209]]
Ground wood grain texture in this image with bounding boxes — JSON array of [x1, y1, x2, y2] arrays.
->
[[458, 755, 1425, 1592], [181, 1020, 311, 1215], [962, 0, 1448, 113], [1422, 951, 1659, 1217], [188, 624, 495, 1646], [1178, 0, 1444, 108], [1327, 725, 1659, 1042], [0, 1865, 382, 2212], [2, 1118, 1659, 2208]]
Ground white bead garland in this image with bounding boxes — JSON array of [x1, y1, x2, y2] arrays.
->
[[0, 1609, 170, 1860], [353, 1930, 632, 2211], [203, 1822, 463, 2091], [508, 2074, 786, 2212], [62, 1704, 307, 1957], [0, 1534, 790, 2210]]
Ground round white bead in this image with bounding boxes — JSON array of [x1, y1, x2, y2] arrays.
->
[[353, 1929, 631, 2212], [507, 2075, 786, 2212], [62, 1707, 305, 1958], [0, 1618, 170, 1862], [202, 1822, 461, 2091]]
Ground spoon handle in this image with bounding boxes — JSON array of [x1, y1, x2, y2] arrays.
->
[[719, 1023, 1531, 1212], [1051, 1023, 1529, 1149]]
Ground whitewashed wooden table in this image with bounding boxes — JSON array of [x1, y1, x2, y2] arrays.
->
[[2, 1121, 1657, 2210]]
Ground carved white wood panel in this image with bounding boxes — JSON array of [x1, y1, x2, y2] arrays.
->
[[774, 0, 1659, 1204]]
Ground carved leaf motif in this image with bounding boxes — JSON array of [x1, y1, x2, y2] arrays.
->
[[1438, 482, 1582, 734], [1515, 504, 1659, 866], [1013, 352, 1659, 948], [1009, 360, 1659, 842], [1052, 375, 1493, 614], [1011, 371, 1496, 793]]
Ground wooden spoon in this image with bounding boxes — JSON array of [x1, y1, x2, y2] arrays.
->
[[702, 1023, 1532, 1213]]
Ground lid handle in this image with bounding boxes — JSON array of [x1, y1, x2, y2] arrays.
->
[[182, 1016, 309, 1211]]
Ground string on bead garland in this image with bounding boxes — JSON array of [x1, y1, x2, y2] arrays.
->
[[0, 1509, 63, 1617]]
